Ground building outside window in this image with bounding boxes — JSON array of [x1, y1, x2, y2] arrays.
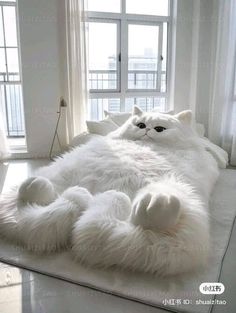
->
[[87, 0, 171, 120]]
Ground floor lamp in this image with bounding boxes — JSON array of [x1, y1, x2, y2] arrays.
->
[[49, 97, 67, 160]]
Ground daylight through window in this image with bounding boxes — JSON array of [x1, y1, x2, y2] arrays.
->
[[87, 0, 171, 120], [0, 0, 25, 137]]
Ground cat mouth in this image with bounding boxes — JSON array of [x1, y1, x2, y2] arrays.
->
[[142, 134, 152, 140]]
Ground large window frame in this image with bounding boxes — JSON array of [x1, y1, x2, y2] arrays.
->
[[87, 0, 173, 113], [0, 0, 25, 138]]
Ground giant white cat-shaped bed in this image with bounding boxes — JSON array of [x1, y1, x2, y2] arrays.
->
[[0, 107, 219, 275]]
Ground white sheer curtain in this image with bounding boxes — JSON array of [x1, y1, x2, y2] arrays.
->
[[0, 109, 9, 160], [65, 0, 88, 142], [208, 0, 236, 165]]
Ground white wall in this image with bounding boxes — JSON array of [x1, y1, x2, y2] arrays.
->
[[193, 0, 215, 134], [171, 0, 215, 135], [18, 0, 66, 157], [171, 0, 195, 113]]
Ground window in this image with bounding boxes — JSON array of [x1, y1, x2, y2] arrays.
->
[[87, 0, 171, 120], [0, 0, 25, 139]]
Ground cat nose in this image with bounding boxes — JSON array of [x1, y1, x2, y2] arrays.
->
[[146, 128, 150, 131]]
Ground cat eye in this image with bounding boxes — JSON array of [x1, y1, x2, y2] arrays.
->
[[154, 126, 166, 132], [136, 122, 146, 129]]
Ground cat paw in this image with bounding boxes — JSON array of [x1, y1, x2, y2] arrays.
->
[[61, 186, 92, 208], [93, 190, 131, 220], [18, 177, 57, 206], [130, 192, 181, 230]]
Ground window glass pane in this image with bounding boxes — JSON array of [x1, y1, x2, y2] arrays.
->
[[126, 0, 169, 16], [88, 0, 121, 13], [9, 73, 20, 81], [89, 72, 117, 90], [6, 47, 19, 74], [0, 48, 6, 78], [0, 85, 7, 131], [0, 8, 4, 46], [0, 3, 25, 139], [88, 98, 120, 120], [88, 22, 118, 90], [5, 84, 25, 136], [128, 24, 159, 90], [0, 84, 25, 137], [125, 97, 166, 112], [3, 6, 17, 46]]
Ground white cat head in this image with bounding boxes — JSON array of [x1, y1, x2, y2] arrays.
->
[[110, 106, 196, 145]]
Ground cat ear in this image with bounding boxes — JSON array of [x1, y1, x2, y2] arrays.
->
[[175, 110, 192, 124], [133, 106, 143, 116]]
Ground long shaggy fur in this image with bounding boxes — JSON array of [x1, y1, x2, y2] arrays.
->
[[0, 107, 219, 275]]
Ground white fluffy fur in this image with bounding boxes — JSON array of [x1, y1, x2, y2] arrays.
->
[[0, 107, 219, 275]]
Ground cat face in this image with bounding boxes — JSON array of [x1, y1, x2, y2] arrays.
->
[[111, 106, 195, 145]]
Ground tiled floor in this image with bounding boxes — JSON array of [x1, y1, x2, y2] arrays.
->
[[0, 160, 165, 313]]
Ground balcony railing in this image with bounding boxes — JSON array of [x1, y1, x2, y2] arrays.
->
[[88, 69, 167, 120], [89, 69, 167, 91], [0, 73, 25, 137], [89, 70, 117, 90], [88, 96, 167, 121]]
